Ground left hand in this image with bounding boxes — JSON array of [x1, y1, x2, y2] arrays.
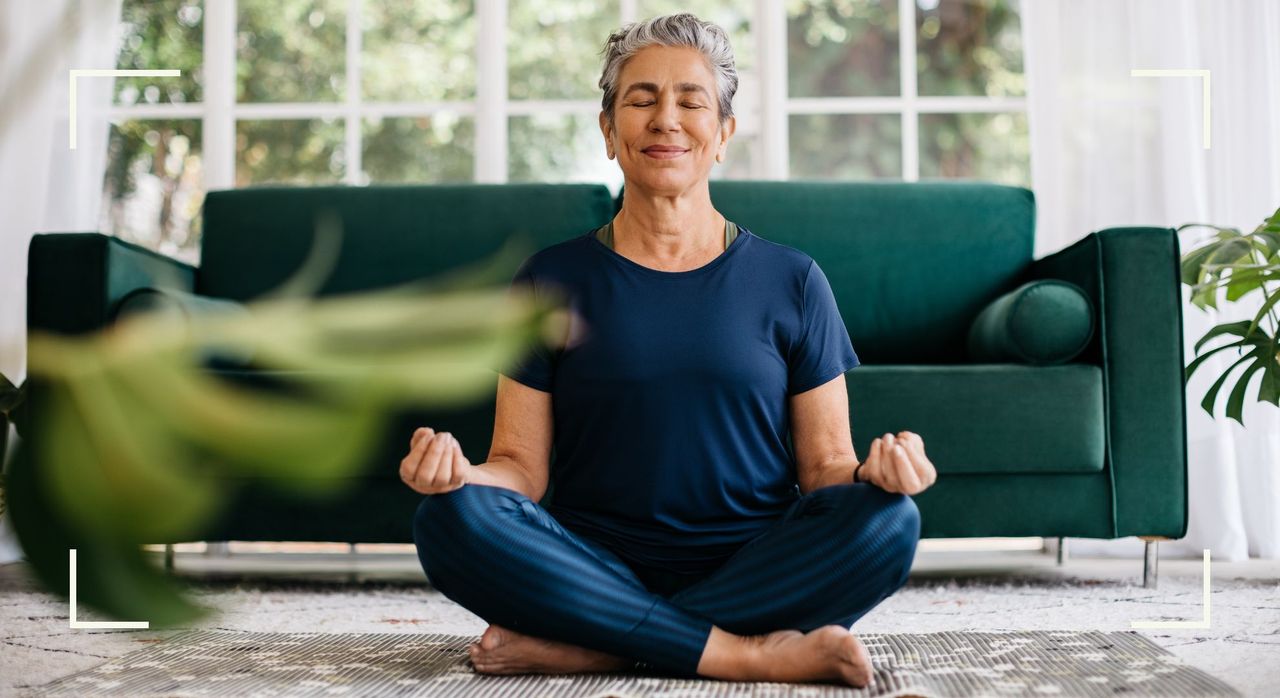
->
[[857, 431, 937, 495]]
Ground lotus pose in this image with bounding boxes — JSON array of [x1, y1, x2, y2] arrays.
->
[[405, 13, 935, 688]]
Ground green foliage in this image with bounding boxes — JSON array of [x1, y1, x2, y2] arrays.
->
[[508, 0, 620, 101], [1181, 206, 1280, 425], [363, 116, 475, 184], [8, 223, 560, 624], [102, 120, 204, 256], [920, 111, 1029, 186], [236, 119, 345, 187], [790, 113, 903, 179], [362, 0, 476, 102], [917, 0, 1024, 97], [237, 0, 347, 103], [114, 0, 204, 104], [788, 0, 901, 97]]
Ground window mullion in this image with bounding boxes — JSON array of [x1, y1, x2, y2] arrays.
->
[[204, 0, 236, 190], [757, 0, 787, 179], [475, 0, 507, 183], [899, 0, 918, 182], [345, 0, 363, 185]]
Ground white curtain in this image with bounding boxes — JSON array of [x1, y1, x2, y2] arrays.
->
[[0, 0, 124, 563], [1023, 0, 1280, 561]]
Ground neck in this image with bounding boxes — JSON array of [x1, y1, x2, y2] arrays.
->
[[614, 185, 723, 259]]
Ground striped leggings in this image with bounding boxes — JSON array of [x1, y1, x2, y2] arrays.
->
[[412, 481, 920, 678]]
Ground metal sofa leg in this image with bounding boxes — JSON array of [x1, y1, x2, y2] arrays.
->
[[1139, 536, 1167, 589], [164, 544, 174, 573], [1057, 537, 1067, 566], [205, 541, 231, 558]]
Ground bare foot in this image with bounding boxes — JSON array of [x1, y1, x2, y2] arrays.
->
[[745, 626, 874, 687], [467, 624, 632, 675]]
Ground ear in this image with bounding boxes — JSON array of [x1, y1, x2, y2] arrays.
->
[[598, 111, 615, 159], [717, 114, 736, 160]]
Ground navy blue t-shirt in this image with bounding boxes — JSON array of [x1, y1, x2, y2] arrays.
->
[[500, 225, 860, 574]]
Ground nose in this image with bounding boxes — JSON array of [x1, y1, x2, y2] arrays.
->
[[648, 97, 681, 133]]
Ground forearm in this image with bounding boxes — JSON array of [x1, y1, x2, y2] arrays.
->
[[798, 454, 861, 495], [467, 457, 542, 500]]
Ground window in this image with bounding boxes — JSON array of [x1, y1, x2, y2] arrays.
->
[[104, 0, 1025, 263]]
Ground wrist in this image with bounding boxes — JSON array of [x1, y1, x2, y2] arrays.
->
[[852, 461, 869, 485]]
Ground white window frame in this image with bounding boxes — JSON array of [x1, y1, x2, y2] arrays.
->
[[105, 0, 1027, 190]]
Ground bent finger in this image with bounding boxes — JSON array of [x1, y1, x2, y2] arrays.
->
[[415, 433, 451, 490], [894, 445, 923, 492], [410, 427, 435, 450], [401, 429, 435, 483]]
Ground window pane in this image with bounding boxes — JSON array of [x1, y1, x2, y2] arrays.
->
[[637, 2, 755, 72], [508, 1, 620, 100], [788, 0, 900, 97], [362, 115, 475, 183], [236, 119, 345, 186], [238, 0, 346, 103], [509, 114, 621, 189], [789, 113, 901, 179], [101, 120, 204, 263], [362, 0, 476, 102], [114, 0, 203, 104], [916, 0, 1024, 97], [919, 112, 1028, 185]]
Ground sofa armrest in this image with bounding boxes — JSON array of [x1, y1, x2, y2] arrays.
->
[[1023, 227, 1188, 539], [27, 232, 198, 335]]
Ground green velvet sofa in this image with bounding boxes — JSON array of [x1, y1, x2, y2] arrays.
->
[[24, 181, 1188, 585]]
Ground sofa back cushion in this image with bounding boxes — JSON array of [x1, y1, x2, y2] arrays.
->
[[709, 181, 1035, 364], [198, 184, 615, 301]]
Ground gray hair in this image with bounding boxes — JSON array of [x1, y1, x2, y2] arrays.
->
[[598, 13, 738, 130]]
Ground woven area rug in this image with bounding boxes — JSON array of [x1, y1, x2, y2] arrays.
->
[[32, 628, 1241, 697]]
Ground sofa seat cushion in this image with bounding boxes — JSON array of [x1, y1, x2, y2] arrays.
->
[[846, 364, 1104, 475]]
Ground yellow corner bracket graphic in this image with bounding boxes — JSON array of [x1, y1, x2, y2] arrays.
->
[[68, 549, 150, 629], [68, 69, 181, 150], [1130, 549, 1211, 630]]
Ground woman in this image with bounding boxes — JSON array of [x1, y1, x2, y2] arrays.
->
[[404, 13, 936, 688]]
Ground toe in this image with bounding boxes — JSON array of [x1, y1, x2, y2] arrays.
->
[[479, 624, 507, 651]]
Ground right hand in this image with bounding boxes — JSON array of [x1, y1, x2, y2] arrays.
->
[[400, 427, 471, 495]]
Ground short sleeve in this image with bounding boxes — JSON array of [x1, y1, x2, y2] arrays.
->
[[787, 260, 860, 395], [497, 257, 556, 392]]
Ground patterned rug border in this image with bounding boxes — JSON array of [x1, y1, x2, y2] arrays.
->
[[32, 628, 1244, 697]]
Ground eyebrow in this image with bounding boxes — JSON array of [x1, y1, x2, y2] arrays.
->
[[621, 82, 712, 100]]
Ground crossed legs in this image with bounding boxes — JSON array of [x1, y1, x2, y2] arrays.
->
[[412, 482, 919, 684]]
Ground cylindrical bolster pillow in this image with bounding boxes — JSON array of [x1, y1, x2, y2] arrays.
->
[[112, 287, 255, 366], [966, 280, 1095, 365]]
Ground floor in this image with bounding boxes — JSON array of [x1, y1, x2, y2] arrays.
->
[[2, 542, 1277, 696]]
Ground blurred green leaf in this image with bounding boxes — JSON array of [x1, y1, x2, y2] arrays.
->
[[17, 225, 561, 623], [8, 441, 211, 627], [36, 370, 223, 542]]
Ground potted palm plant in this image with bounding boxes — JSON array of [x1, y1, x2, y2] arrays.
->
[[1180, 206, 1280, 425]]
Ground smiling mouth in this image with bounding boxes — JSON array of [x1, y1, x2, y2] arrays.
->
[[642, 148, 688, 159]]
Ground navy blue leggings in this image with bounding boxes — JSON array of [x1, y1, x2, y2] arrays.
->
[[412, 482, 920, 677]]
